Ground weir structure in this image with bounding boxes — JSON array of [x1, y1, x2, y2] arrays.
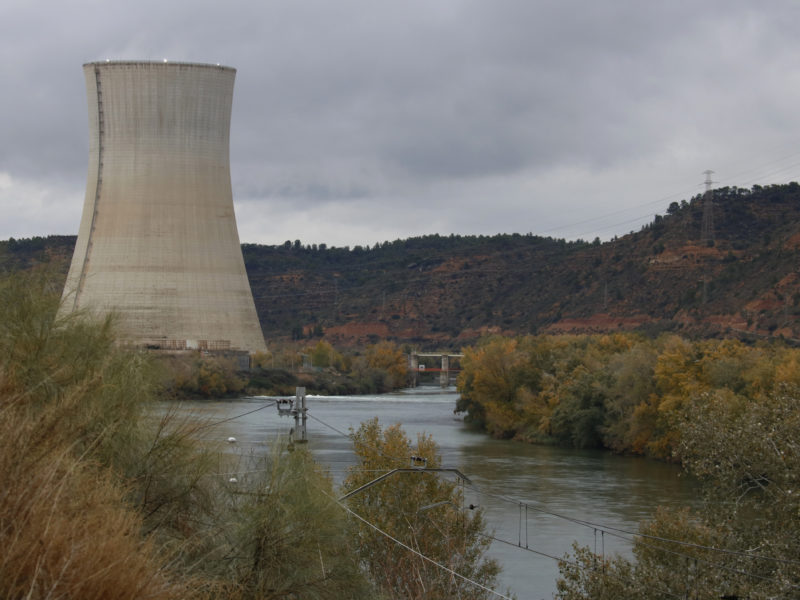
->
[[409, 352, 463, 387], [61, 61, 266, 354]]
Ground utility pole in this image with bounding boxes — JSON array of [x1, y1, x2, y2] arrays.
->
[[701, 170, 715, 245], [701, 170, 715, 306], [292, 386, 308, 445]]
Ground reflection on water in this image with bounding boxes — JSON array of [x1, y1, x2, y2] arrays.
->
[[169, 387, 697, 600]]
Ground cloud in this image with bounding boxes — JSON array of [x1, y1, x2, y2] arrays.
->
[[0, 172, 83, 238], [3, 1, 800, 246]]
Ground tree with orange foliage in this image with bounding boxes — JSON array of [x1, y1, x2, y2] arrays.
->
[[365, 340, 409, 388]]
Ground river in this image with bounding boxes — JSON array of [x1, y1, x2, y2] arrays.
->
[[174, 387, 697, 599]]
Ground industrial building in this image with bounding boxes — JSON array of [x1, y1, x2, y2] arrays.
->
[[61, 61, 266, 354]]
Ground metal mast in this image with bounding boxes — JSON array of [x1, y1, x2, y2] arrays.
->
[[700, 170, 715, 305], [701, 170, 715, 245]]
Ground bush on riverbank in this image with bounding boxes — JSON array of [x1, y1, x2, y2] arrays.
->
[[457, 333, 800, 460], [165, 340, 410, 398], [454, 331, 800, 597], [557, 386, 800, 599]]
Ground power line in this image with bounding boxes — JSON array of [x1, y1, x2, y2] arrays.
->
[[538, 184, 702, 237], [205, 428, 797, 596], [202, 402, 800, 573], [734, 160, 800, 188], [577, 518, 800, 568], [191, 400, 277, 432], [308, 406, 800, 571], [484, 533, 687, 600], [339, 467, 779, 597], [253, 152, 800, 252], [572, 210, 668, 240], [306, 410, 415, 466], [281, 399, 800, 592], [248, 160, 800, 274], [464, 480, 800, 569], [522, 152, 800, 240], [211, 467, 398, 478], [325, 490, 513, 600], [717, 150, 800, 188], [461, 484, 800, 595], [591, 525, 800, 590]]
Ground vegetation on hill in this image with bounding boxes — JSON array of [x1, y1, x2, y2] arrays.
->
[[6, 182, 800, 346], [242, 182, 800, 345]]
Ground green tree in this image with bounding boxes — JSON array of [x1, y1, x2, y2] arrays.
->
[[251, 349, 273, 368], [342, 418, 501, 599], [599, 342, 658, 452], [549, 365, 608, 448], [220, 446, 375, 599], [309, 339, 342, 369], [185, 354, 246, 397]]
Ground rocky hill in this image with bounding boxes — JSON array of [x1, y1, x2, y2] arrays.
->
[[4, 182, 800, 348]]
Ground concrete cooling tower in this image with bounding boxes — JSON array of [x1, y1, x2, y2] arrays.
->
[[62, 61, 267, 354]]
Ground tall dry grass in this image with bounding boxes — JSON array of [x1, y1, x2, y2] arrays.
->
[[0, 271, 376, 599], [0, 403, 188, 599], [0, 271, 196, 598]]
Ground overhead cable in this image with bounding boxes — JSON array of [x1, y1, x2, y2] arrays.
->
[[484, 533, 686, 600], [325, 490, 513, 600], [464, 480, 800, 568], [306, 410, 411, 465], [191, 400, 277, 432]]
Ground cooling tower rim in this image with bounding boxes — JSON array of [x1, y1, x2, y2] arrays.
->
[[83, 60, 235, 72]]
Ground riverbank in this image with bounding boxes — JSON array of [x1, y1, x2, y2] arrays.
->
[[171, 390, 698, 599], [456, 333, 800, 461], [159, 343, 411, 399]]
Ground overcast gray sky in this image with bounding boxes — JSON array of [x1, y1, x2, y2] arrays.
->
[[2, 1, 800, 247]]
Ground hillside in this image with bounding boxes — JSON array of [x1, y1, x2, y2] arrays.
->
[[4, 182, 800, 348]]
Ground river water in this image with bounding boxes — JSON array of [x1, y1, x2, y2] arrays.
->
[[174, 387, 697, 600]]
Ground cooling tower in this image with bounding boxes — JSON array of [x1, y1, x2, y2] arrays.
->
[[62, 61, 266, 353]]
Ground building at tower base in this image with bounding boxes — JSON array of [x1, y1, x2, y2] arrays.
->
[[61, 61, 266, 354]]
